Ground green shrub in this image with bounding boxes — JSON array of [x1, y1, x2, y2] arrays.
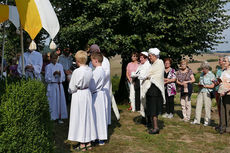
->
[[0, 79, 54, 153], [0, 77, 21, 104], [207, 59, 218, 62], [111, 74, 120, 94]]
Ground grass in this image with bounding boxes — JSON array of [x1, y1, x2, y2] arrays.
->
[[53, 94, 230, 153]]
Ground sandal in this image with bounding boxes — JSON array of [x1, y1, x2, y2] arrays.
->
[[86, 143, 92, 150], [74, 144, 86, 152]]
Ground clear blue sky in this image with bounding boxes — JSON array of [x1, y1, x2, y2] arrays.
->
[[215, 2, 230, 51]]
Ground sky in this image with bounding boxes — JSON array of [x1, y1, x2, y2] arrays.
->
[[215, 2, 230, 51]]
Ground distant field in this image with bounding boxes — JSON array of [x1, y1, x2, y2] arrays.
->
[[109, 53, 230, 77]]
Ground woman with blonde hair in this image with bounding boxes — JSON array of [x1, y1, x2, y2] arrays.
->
[[176, 59, 195, 122]]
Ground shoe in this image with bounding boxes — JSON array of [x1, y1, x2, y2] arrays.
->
[[58, 120, 64, 124], [149, 128, 160, 134], [98, 140, 105, 146], [162, 113, 169, 118], [167, 113, 174, 119], [190, 120, 200, 125]]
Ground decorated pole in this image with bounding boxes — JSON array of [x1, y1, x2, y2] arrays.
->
[[0, 0, 8, 78], [20, 24, 25, 76]]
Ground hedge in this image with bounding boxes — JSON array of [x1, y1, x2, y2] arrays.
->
[[0, 79, 54, 153]]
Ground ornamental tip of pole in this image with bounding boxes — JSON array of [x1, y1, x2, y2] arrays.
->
[[29, 40, 37, 51], [49, 40, 57, 51]]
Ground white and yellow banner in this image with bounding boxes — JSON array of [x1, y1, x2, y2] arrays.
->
[[0, 0, 59, 41]]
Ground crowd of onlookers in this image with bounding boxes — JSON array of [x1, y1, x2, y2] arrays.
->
[[1, 45, 230, 151], [127, 51, 230, 134]]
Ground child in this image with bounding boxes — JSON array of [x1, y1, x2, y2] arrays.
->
[[45, 52, 68, 123], [68, 50, 96, 151], [90, 52, 108, 145]]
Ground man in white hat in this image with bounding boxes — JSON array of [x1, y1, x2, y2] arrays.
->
[[17, 40, 43, 80], [141, 48, 165, 134]]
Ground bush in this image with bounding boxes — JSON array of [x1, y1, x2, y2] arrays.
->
[[0, 79, 54, 153]]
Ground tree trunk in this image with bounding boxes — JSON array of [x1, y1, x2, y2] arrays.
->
[[115, 59, 129, 104]]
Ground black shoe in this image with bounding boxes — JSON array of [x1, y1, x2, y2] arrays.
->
[[141, 117, 147, 125], [148, 128, 160, 134]]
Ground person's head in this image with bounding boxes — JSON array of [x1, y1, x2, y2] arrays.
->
[[148, 48, 160, 63], [218, 56, 225, 68], [164, 58, 172, 69], [11, 57, 17, 65], [63, 48, 70, 56], [223, 56, 230, 69], [89, 44, 100, 54], [75, 50, 88, 66], [180, 59, 188, 70], [139, 52, 148, 64], [56, 47, 61, 56], [50, 52, 58, 65], [200, 61, 210, 74], [131, 52, 139, 62], [90, 52, 103, 67]]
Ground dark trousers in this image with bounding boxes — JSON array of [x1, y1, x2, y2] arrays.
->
[[134, 78, 140, 111], [63, 80, 71, 105], [165, 92, 175, 114], [220, 95, 230, 132]]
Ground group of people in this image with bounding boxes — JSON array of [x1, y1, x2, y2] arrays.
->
[[1, 42, 113, 151], [126, 49, 230, 134], [1, 41, 230, 150]]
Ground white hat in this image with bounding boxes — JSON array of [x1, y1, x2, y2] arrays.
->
[[140, 51, 148, 57], [148, 48, 160, 56]]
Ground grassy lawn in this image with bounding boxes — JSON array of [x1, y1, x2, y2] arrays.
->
[[53, 94, 230, 153]]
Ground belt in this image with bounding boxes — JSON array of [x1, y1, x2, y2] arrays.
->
[[77, 87, 88, 90], [51, 82, 62, 84]]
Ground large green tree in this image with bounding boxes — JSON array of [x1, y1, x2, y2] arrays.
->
[[51, 0, 230, 102]]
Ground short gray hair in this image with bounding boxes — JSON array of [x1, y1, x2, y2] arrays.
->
[[200, 61, 210, 70], [225, 56, 230, 62]]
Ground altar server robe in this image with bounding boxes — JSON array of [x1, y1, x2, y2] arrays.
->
[[45, 63, 68, 120], [17, 50, 43, 80], [90, 66, 108, 140], [68, 66, 96, 143], [90, 56, 111, 124]]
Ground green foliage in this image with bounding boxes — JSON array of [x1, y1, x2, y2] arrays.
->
[[51, 0, 229, 62], [0, 79, 54, 153], [207, 59, 219, 62]]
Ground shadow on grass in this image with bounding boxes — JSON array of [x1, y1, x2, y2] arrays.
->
[[107, 109, 122, 142], [133, 115, 165, 130]]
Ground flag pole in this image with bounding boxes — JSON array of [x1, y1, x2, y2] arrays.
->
[[20, 24, 25, 76], [1, 0, 8, 78]]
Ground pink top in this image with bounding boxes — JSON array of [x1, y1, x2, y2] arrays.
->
[[126, 62, 139, 79]]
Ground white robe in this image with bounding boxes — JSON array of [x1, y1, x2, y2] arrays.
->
[[90, 66, 108, 140], [45, 63, 68, 120], [68, 66, 96, 143], [90, 56, 112, 124], [133, 60, 151, 117], [142, 59, 166, 104], [17, 51, 43, 80]]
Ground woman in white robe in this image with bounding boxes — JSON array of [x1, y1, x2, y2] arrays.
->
[[45, 52, 68, 122], [90, 52, 108, 144], [68, 51, 96, 151]]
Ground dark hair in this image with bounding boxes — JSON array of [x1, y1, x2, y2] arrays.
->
[[50, 52, 58, 59], [132, 52, 139, 58], [164, 58, 172, 64], [140, 53, 148, 59], [91, 52, 103, 63]]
